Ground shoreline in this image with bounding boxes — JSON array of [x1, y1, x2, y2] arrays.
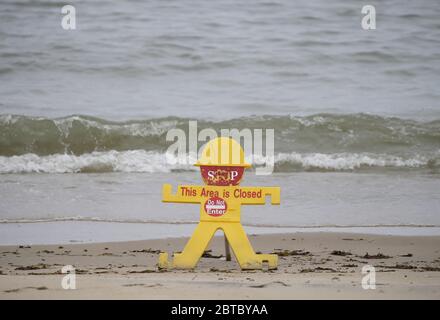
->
[[1, 232, 439, 299], [1, 221, 440, 246]]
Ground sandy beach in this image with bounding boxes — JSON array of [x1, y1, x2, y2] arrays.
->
[[1, 232, 439, 299], [1, 0, 440, 305]]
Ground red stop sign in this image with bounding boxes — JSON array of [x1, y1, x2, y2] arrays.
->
[[200, 166, 245, 186]]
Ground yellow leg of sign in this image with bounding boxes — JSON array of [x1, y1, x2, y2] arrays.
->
[[222, 223, 278, 270], [158, 221, 278, 270], [172, 222, 218, 269]]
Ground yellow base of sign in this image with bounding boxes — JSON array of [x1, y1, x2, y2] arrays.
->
[[158, 222, 278, 270]]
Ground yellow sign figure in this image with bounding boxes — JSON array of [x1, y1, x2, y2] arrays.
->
[[158, 137, 280, 270]]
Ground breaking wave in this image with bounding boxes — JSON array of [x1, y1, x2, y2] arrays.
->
[[1, 113, 439, 173], [0, 150, 438, 174]]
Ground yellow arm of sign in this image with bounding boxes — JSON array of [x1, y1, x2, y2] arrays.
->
[[238, 186, 280, 205], [162, 184, 204, 203]]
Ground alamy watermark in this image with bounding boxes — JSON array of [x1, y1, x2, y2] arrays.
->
[[166, 121, 275, 175], [361, 5, 376, 30], [61, 5, 76, 30], [61, 265, 76, 290], [61, 4, 377, 31], [361, 265, 376, 289]]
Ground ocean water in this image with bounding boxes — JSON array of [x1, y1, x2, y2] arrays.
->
[[1, 0, 440, 244]]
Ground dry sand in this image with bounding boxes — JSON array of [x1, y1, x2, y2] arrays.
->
[[1, 232, 440, 299]]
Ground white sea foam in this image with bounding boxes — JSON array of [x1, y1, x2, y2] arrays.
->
[[0, 150, 434, 174], [0, 150, 195, 174], [274, 152, 429, 170]]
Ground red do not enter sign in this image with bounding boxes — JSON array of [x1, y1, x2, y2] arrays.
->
[[204, 196, 227, 217]]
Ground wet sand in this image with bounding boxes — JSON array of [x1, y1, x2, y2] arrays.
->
[[1, 232, 440, 299]]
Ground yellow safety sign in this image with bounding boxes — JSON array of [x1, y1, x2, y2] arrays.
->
[[158, 137, 280, 270]]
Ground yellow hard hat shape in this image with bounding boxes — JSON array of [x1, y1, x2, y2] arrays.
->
[[195, 137, 251, 167]]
